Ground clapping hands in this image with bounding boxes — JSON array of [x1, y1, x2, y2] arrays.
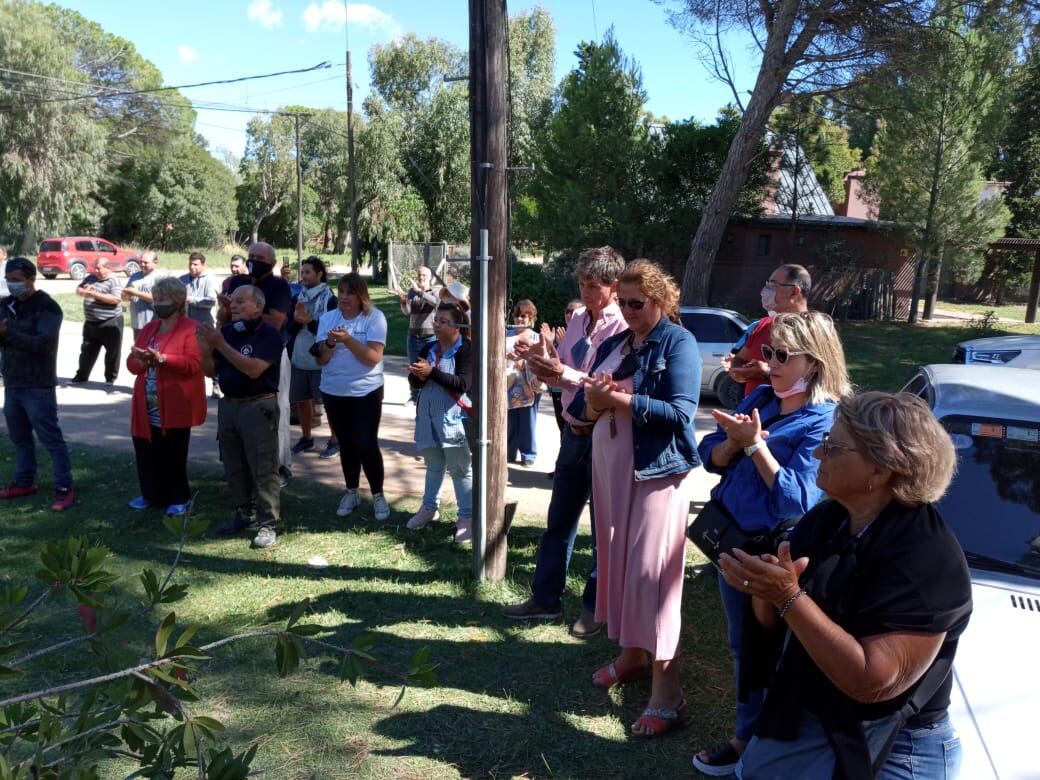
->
[[711, 407, 768, 449]]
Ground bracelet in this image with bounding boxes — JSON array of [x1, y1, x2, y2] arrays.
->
[[779, 589, 806, 619], [325, 338, 336, 348]]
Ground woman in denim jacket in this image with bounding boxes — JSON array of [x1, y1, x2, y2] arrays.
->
[[574, 259, 701, 737], [692, 311, 851, 776]]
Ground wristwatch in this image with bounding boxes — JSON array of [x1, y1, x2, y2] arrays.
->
[[743, 440, 766, 457], [156, 353, 166, 365]]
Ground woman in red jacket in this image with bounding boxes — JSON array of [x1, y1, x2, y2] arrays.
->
[[126, 276, 206, 516]]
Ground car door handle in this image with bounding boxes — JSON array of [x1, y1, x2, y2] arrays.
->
[[711, 352, 725, 357]]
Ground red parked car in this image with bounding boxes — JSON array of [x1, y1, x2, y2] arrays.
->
[[36, 237, 141, 281]]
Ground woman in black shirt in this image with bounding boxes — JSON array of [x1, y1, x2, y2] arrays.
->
[[718, 392, 972, 779]]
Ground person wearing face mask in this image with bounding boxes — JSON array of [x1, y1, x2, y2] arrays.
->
[[122, 250, 167, 339], [222, 242, 294, 486], [71, 258, 125, 386], [725, 264, 811, 399], [126, 277, 206, 517], [692, 310, 850, 776], [198, 285, 285, 549], [0, 257, 76, 511]]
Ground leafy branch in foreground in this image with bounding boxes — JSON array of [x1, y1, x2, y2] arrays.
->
[[0, 512, 436, 779]]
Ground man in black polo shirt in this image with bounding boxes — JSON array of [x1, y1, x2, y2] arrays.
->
[[221, 242, 294, 485], [199, 285, 284, 549]]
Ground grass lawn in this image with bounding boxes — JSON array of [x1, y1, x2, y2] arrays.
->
[[1, 438, 730, 778], [921, 299, 1031, 322]]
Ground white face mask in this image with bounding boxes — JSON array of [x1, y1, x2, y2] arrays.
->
[[760, 287, 777, 313], [773, 375, 810, 399]]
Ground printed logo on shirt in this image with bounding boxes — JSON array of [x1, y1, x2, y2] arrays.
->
[[240, 345, 254, 357]]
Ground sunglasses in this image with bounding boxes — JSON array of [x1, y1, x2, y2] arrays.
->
[[761, 344, 810, 364], [818, 432, 857, 458], [617, 298, 648, 310]]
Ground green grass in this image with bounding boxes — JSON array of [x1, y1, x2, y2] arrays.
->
[[921, 299, 1031, 322], [1, 439, 730, 778]]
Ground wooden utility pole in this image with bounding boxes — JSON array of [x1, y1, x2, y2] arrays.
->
[[294, 113, 303, 265], [346, 49, 359, 272], [469, 0, 509, 581]]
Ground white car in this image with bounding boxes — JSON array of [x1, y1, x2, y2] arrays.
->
[[679, 306, 749, 408], [902, 364, 1040, 779], [953, 335, 1040, 369]]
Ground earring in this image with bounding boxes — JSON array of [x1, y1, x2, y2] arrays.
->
[[867, 481, 874, 492]]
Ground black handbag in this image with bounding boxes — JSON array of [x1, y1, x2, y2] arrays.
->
[[686, 499, 777, 564]]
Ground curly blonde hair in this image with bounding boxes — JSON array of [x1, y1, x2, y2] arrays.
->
[[836, 392, 957, 506], [769, 311, 851, 405], [619, 259, 680, 322]]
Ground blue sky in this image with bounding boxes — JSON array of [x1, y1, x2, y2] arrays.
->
[[63, 1, 760, 160]]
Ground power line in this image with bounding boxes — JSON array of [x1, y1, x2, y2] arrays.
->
[[0, 61, 333, 112]]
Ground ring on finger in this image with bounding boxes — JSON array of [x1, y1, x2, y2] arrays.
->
[[742, 579, 750, 588]]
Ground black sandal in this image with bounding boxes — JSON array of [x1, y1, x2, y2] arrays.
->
[[692, 741, 742, 776]]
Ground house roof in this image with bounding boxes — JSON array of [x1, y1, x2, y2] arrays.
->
[[764, 132, 835, 218], [739, 214, 905, 231], [990, 237, 1040, 250]]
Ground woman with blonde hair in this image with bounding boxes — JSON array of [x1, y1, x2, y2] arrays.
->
[[693, 310, 852, 775], [720, 392, 971, 778], [575, 259, 701, 736]]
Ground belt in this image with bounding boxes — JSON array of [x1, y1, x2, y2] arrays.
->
[[221, 393, 276, 404], [569, 422, 594, 436]]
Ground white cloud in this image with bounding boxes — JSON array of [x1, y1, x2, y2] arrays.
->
[[247, 0, 283, 28], [302, 2, 400, 36], [177, 45, 198, 63]]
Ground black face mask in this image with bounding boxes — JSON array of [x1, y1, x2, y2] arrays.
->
[[233, 317, 263, 333], [248, 260, 273, 280], [153, 303, 178, 320]]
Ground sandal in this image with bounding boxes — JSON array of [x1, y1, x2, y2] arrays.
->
[[591, 658, 649, 688], [692, 740, 743, 776], [632, 698, 687, 737]]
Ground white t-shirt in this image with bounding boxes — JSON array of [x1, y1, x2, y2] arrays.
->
[[316, 307, 387, 397]]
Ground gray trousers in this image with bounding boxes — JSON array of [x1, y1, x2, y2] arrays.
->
[[217, 395, 281, 528], [277, 350, 292, 471]]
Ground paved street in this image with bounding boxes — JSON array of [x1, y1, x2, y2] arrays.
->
[[1, 312, 721, 523]]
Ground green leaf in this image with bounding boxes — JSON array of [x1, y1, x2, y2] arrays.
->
[[161, 515, 183, 536], [182, 720, 197, 757], [159, 584, 188, 604], [285, 598, 311, 629], [0, 663, 22, 679], [154, 611, 176, 657], [175, 623, 200, 649], [287, 622, 323, 637]]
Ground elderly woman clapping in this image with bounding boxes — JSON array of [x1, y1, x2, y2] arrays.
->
[[126, 276, 206, 516], [720, 392, 972, 778]]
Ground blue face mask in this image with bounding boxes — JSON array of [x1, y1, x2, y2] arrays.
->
[[7, 282, 28, 299]]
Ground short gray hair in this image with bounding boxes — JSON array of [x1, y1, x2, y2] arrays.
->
[[576, 246, 625, 285], [152, 276, 187, 308], [837, 392, 956, 506], [235, 284, 266, 309]]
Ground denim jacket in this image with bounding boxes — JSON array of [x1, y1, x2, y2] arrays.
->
[[577, 316, 702, 481]]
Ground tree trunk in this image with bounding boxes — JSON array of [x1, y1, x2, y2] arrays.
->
[[678, 9, 798, 305], [923, 243, 944, 320], [1026, 249, 1040, 324]]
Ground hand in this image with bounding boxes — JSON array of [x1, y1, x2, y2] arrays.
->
[[583, 371, 616, 411], [328, 326, 349, 344], [730, 360, 769, 381], [132, 346, 154, 365], [554, 326, 566, 345], [721, 353, 733, 372], [396, 290, 408, 302], [294, 301, 312, 324], [711, 407, 768, 449], [145, 347, 164, 364], [719, 542, 809, 609], [527, 352, 564, 380], [196, 323, 220, 350], [409, 358, 433, 379]]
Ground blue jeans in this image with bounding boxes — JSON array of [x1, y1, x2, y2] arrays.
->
[[3, 386, 73, 490], [530, 426, 597, 613], [880, 715, 962, 780], [719, 574, 765, 743], [507, 394, 540, 462], [407, 334, 436, 401], [422, 445, 473, 517]]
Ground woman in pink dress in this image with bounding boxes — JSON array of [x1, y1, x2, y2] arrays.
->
[[574, 259, 701, 737]]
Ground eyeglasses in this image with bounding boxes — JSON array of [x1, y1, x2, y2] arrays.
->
[[763, 280, 799, 290], [761, 344, 810, 364], [818, 432, 857, 458], [433, 318, 457, 327], [617, 298, 648, 310]]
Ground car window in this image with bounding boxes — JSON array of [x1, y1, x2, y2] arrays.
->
[[39, 240, 63, 252], [95, 241, 116, 252], [74, 241, 95, 252], [681, 313, 743, 344], [936, 415, 1040, 579]]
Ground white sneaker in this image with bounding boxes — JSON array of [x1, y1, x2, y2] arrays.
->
[[336, 490, 360, 517], [373, 493, 391, 521], [454, 515, 472, 544], [406, 506, 439, 530]]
